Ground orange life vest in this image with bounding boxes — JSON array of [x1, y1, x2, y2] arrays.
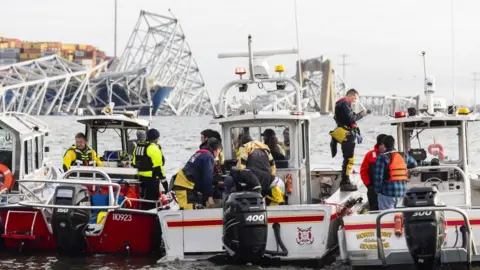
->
[[386, 152, 408, 182]]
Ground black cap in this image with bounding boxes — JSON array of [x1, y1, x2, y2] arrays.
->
[[147, 128, 160, 141], [261, 128, 275, 137]]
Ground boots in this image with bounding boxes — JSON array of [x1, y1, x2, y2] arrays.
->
[[340, 174, 358, 192]]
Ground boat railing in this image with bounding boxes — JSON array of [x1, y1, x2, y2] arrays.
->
[[375, 206, 476, 266], [16, 178, 122, 210], [409, 165, 470, 206], [0, 112, 49, 131]]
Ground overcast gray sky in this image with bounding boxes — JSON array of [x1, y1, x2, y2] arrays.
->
[[1, 0, 479, 104]]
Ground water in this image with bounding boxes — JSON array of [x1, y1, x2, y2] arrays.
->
[[4, 115, 480, 269]]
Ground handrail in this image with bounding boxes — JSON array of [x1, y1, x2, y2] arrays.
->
[[17, 201, 122, 210], [376, 206, 476, 266], [409, 165, 470, 206], [0, 112, 49, 131]]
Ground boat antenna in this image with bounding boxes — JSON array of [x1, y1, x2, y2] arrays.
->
[[114, 0, 118, 59], [293, 0, 302, 89], [451, 0, 456, 106], [421, 51, 427, 93]]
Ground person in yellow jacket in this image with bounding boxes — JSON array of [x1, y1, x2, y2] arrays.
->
[[63, 132, 103, 172], [237, 135, 284, 205], [132, 128, 165, 210]]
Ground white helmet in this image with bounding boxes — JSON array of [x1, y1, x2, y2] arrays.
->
[[270, 176, 285, 194]]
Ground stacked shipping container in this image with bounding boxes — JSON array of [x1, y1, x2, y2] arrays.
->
[[0, 36, 108, 69]]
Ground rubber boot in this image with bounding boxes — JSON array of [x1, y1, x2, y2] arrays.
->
[[340, 175, 358, 192]]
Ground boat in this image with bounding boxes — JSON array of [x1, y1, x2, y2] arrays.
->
[[0, 112, 60, 205], [338, 76, 480, 269], [0, 108, 167, 255], [157, 35, 366, 264]]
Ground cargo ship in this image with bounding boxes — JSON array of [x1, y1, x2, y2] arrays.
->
[[0, 36, 107, 69]]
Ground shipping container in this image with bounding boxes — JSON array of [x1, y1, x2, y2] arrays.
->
[[75, 50, 85, 57], [41, 51, 60, 57], [23, 48, 41, 54], [61, 43, 76, 51], [0, 52, 19, 59], [22, 42, 32, 49], [33, 42, 47, 50], [0, 48, 21, 54], [0, 42, 8, 49], [0, 59, 17, 66]]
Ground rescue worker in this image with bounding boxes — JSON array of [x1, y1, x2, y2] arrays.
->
[[282, 127, 290, 158], [132, 128, 166, 210], [172, 138, 223, 210], [374, 135, 417, 210], [222, 169, 262, 200], [329, 88, 371, 191], [63, 132, 103, 172], [359, 134, 387, 210], [237, 135, 284, 205], [127, 130, 146, 155], [261, 129, 286, 161]]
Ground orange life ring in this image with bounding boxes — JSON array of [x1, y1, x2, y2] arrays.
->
[[428, 143, 445, 160], [0, 164, 14, 191]]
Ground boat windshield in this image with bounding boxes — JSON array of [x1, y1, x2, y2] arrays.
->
[[409, 127, 459, 163], [0, 127, 13, 151], [230, 125, 291, 162]]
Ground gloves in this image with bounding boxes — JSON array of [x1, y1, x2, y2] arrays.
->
[[360, 110, 367, 117], [356, 132, 363, 144]]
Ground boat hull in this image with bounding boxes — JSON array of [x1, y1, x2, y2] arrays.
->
[[0, 207, 160, 255]]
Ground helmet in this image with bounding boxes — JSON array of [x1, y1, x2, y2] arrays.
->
[[270, 176, 285, 194]]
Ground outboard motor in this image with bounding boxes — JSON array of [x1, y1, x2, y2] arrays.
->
[[222, 191, 267, 263], [403, 186, 445, 269], [51, 185, 91, 254]]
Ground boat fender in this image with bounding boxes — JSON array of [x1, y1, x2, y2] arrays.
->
[[264, 222, 288, 257], [0, 163, 14, 192], [460, 225, 468, 249]]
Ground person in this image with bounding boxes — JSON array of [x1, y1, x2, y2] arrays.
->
[[374, 135, 417, 210], [223, 169, 285, 206], [132, 128, 166, 210], [360, 134, 387, 211], [127, 130, 146, 155], [237, 134, 276, 178], [63, 132, 103, 172], [329, 88, 370, 191], [282, 127, 290, 158], [223, 169, 262, 200], [261, 129, 286, 161], [172, 138, 223, 210]]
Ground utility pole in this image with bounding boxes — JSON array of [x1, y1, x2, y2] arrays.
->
[[114, 0, 118, 59], [340, 54, 351, 81]]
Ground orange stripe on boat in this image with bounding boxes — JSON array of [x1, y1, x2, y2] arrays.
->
[[167, 214, 325, 228]]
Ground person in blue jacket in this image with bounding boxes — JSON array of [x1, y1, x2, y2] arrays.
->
[[172, 138, 223, 210]]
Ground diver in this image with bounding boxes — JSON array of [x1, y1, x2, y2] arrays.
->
[[63, 132, 103, 172], [374, 135, 417, 210], [360, 134, 387, 211], [172, 138, 223, 210], [132, 128, 166, 210], [329, 88, 371, 192]]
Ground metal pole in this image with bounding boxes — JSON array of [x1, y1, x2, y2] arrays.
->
[[451, 0, 456, 104], [421, 51, 427, 93], [114, 0, 118, 58], [293, 0, 302, 88], [473, 72, 478, 113]]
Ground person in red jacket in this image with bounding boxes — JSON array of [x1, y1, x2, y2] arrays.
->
[[360, 134, 387, 210]]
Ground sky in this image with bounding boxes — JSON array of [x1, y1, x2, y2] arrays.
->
[[1, 0, 480, 104]]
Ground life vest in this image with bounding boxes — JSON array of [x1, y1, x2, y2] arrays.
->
[[384, 152, 408, 182], [242, 141, 273, 173], [133, 141, 154, 172], [66, 145, 94, 167], [334, 97, 358, 129], [360, 147, 378, 186]]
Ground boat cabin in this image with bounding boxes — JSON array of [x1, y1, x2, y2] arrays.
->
[[0, 112, 50, 183], [381, 109, 478, 207], [73, 110, 149, 182], [212, 110, 319, 205]]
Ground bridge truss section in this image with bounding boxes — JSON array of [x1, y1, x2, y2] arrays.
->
[[115, 10, 216, 116], [357, 95, 418, 115], [0, 55, 107, 115]]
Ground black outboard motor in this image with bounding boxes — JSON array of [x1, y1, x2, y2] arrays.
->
[[222, 191, 267, 263], [51, 185, 91, 254], [403, 186, 445, 269]]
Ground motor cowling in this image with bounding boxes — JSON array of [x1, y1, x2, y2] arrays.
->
[[403, 186, 445, 269], [222, 191, 267, 263], [51, 185, 91, 254]]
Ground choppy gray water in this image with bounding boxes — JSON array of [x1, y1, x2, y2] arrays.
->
[[3, 115, 480, 269]]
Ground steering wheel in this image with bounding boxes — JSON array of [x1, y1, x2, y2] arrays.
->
[[424, 176, 446, 191]]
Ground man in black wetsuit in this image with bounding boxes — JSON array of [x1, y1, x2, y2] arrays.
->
[[330, 88, 371, 192]]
